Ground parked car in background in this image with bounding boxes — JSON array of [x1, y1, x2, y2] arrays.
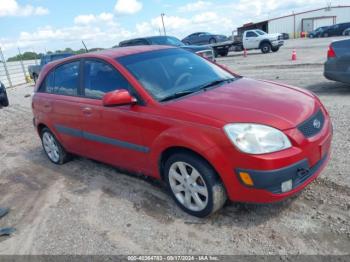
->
[[0, 81, 9, 108], [32, 46, 332, 217], [321, 22, 350, 37], [118, 36, 215, 61], [308, 26, 330, 38], [343, 28, 350, 36], [28, 53, 73, 83], [182, 32, 228, 45], [324, 38, 350, 84]]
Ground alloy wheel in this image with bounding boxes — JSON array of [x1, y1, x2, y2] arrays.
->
[[168, 161, 209, 212]]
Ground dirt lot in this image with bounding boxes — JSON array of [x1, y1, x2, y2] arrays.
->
[[0, 37, 349, 255]]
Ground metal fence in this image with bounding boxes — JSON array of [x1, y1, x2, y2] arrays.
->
[[0, 48, 39, 88]]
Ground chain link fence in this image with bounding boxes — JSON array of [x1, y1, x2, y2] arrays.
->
[[0, 47, 39, 88]]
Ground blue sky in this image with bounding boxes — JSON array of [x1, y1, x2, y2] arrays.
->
[[0, 0, 347, 57]]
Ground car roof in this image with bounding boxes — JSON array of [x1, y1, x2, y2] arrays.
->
[[40, 46, 175, 71]]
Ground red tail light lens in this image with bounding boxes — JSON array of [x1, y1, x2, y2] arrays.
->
[[327, 45, 336, 58]]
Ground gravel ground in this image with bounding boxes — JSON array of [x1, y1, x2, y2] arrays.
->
[[0, 37, 349, 255]]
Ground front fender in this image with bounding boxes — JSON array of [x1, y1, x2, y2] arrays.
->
[[149, 126, 220, 179]]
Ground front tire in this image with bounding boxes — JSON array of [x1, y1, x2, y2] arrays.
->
[[41, 128, 71, 165], [261, 42, 271, 53], [218, 49, 229, 57], [164, 153, 227, 217]]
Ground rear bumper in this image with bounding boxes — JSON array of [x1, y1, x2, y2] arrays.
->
[[324, 59, 350, 84]]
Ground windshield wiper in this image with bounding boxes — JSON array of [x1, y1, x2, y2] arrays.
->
[[159, 90, 198, 102], [159, 78, 237, 102], [197, 78, 236, 90]]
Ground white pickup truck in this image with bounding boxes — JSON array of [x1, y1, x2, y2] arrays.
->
[[211, 29, 284, 56]]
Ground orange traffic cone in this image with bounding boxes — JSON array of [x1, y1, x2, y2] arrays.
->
[[243, 48, 247, 57], [291, 49, 297, 61]]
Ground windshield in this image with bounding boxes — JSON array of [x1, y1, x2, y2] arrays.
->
[[256, 30, 266, 35], [117, 48, 235, 101], [149, 36, 184, 47]]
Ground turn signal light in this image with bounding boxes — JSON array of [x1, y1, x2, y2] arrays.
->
[[239, 172, 254, 186]]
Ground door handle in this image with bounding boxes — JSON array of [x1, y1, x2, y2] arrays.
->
[[82, 107, 92, 116]]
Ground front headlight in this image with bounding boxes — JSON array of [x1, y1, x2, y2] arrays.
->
[[223, 123, 292, 154]]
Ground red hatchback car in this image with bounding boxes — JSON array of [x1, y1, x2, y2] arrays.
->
[[32, 46, 332, 217]]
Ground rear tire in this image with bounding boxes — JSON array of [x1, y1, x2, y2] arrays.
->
[[260, 42, 271, 53], [209, 38, 217, 44], [164, 152, 227, 217], [218, 50, 229, 57], [271, 46, 279, 52], [41, 128, 71, 165]]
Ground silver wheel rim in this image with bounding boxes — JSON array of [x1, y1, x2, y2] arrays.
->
[[169, 161, 208, 212], [42, 132, 60, 162]]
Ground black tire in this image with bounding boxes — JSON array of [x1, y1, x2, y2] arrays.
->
[[209, 38, 217, 44], [0, 87, 9, 107], [40, 127, 71, 165], [33, 74, 38, 83], [218, 50, 229, 57], [260, 42, 271, 53], [164, 152, 227, 217], [271, 46, 279, 52]]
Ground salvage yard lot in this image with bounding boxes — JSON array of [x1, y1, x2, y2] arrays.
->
[[0, 37, 349, 255]]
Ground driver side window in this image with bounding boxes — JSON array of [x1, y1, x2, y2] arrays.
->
[[83, 60, 132, 99], [246, 32, 257, 37]]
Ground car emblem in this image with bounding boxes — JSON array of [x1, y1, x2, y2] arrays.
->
[[313, 119, 321, 129]]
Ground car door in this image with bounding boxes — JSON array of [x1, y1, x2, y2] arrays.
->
[[244, 31, 259, 49], [78, 58, 148, 173], [38, 60, 87, 155]]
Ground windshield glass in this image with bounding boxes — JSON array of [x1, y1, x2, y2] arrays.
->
[[117, 48, 235, 101], [255, 30, 266, 35], [149, 36, 184, 46]]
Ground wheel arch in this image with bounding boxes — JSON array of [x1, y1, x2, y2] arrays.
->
[[259, 39, 271, 48]]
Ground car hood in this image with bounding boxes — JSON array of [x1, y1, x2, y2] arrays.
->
[[165, 78, 318, 130]]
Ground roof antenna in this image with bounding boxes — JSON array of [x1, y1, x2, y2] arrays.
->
[[82, 40, 88, 53]]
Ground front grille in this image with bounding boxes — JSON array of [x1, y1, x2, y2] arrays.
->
[[298, 109, 325, 138]]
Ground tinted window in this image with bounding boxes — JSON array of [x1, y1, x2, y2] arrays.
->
[[40, 61, 79, 95], [83, 60, 131, 99], [118, 49, 235, 101], [246, 31, 257, 37], [54, 61, 80, 96]]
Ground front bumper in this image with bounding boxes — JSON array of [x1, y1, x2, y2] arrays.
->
[[272, 40, 284, 47], [236, 150, 329, 194], [206, 107, 332, 203]]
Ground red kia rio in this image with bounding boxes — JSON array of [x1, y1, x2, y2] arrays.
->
[[32, 46, 332, 217]]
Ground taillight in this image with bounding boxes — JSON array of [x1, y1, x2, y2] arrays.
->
[[327, 44, 336, 58]]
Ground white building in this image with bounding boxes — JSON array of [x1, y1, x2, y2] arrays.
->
[[238, 5, 350, 38]]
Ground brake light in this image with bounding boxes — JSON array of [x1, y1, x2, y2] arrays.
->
[[327, 45, 336, 58]]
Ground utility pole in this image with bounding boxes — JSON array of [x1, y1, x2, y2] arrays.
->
[[161, 13, 166, 36]]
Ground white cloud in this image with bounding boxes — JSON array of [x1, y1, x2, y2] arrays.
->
[[193, 11, 218, 23], [178, 1, 212, 12], [74, 14, 96, 25], [114, 0, 142, 14], [0, 0, 49, 17]]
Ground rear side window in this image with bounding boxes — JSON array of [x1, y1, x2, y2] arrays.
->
[[39, 61, 80, 96], [83, 60, 132, 99], [54, 61, 80, 96]]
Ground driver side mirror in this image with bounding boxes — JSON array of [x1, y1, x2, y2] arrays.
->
[[102, 89, 137, 107]]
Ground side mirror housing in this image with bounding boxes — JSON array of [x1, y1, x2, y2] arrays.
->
[[102, 89, 137, 107]]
